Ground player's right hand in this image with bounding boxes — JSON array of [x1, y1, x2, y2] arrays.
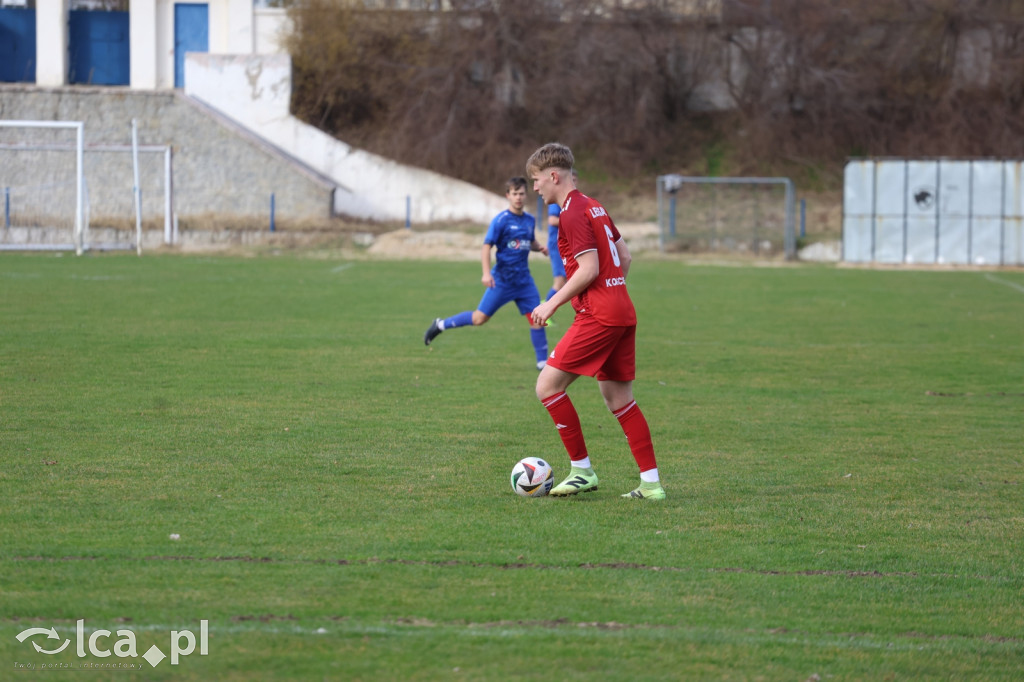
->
[[531, 300, 555, 327]]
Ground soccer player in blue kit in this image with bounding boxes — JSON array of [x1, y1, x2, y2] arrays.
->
[[424, 176, 551, 370], [543, 170, 576, 303]]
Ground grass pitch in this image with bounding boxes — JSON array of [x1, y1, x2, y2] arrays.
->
[[1, 252, 1022, 680]]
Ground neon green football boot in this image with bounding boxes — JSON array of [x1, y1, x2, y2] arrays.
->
[[550, 467, 599, 497], [621, 481, 666, 500]]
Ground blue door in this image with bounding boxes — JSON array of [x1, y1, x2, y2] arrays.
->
[[0, 8, 36, 83], [68, 10, 130, 85], [174, 3, 209, 89]]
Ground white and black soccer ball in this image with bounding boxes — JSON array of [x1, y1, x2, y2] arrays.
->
[[510, 457, 554, 497]]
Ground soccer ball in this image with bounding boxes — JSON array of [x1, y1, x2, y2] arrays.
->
[[510, 457, 554, 497]]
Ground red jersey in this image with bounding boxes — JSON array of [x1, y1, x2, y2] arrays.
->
[[557, 190, 637, 327]]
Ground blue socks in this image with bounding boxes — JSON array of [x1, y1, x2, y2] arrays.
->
[[443, 311, 474, 329], [530, 327, 548, 364], [442, 311, 547, 366]]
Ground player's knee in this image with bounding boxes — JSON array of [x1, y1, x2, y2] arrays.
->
[[535, 378, 552, 401], [535, 367, 568, 401], [472, 311, 490, 325], [600, 383, 634, 411]]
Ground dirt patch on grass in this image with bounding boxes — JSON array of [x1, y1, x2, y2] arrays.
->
[[364, 222, 662, 260]]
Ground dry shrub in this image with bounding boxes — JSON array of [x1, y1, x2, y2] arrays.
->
[[723, 0, 1024, 169], [286, 0, 721, 191], [286, 0, 1024, 195]]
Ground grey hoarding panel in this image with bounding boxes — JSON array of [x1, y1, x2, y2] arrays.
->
[[907, 161, 938, 217], [875, 215, 904, 263], [939, 216, 970, 264], [938, 161, 970, 264], [843, 161, 874, 262], [972, 217, 1002, 265], [939, 161, 970, 216], [972, 162, 1003, 265], [874, 161, 905, 263], [844, 160, 874, 214], [874, 161, 905, 216], [843, 158, 1023, 265], [843, 216, 873, 262], [1002, 162, 1023, 264], [906, 161, 938, 264], [973, 162, 1003, 217], [906, 217, 935, 264], [1003, 162, 1023, 217]]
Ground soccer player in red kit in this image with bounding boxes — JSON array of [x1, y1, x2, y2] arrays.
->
[[526, 142, 665, 500]]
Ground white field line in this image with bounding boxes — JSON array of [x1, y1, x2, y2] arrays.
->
[[984, 273, 1024, 294], [32, 620, 1017, 653]]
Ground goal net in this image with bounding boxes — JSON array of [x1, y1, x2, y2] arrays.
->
[[657, 175, 796, 259], [0, 120, 173, 254]]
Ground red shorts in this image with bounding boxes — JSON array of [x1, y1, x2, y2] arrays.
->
[[547, 315, 636, 381]]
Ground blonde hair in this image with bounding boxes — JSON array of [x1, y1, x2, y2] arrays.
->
[[525, 142, 574, 176]]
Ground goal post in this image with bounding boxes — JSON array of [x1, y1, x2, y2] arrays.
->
[[657, 175, 796, 259], [0, 120, 174, 254], [0, 120, 85, 254]]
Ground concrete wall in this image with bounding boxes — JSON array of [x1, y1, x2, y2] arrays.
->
[[254, 8, 290, 55], [185, 53, 507, 224], [19, 3, 508, 226], [0, 84, 337, 227]]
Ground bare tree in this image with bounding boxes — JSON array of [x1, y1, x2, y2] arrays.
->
[[286, 0, 1024, 192]]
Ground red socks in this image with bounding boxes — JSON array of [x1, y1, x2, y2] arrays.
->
[[542, 393, 658, 473], [612, 400, 658, 473], [540, 391, 588, 462]]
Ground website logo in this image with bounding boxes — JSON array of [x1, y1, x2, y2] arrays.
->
[[15, 620, 208, 669]]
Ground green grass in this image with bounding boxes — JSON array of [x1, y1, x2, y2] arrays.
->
[[1, 252, 1022, 680]]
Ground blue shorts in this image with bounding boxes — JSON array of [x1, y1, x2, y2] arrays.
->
[[477, 280, 541, 317], [549, 249, 566, 278]]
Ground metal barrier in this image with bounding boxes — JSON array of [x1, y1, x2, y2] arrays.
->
[[843, 159, 1024, 266]]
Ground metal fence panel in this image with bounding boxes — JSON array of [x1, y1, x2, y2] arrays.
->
[[843, 159, 1024, 266], [1004, 162, 1024, 264], [842, 161, 873, 262], [972, 161, 1003, 265], [937, 161, 969, 265], [905, 161, 936, 264], [874, 161, 905, 263]]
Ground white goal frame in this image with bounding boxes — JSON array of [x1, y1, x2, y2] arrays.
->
[[79, 141, 175, 253], [0, 120, 85, 254], [1, 120, 175, 254], [657, 174, 797, 259]]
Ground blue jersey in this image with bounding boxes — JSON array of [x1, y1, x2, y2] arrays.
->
[[483, 209, 537, 287], [547, 204, 561, 251]]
